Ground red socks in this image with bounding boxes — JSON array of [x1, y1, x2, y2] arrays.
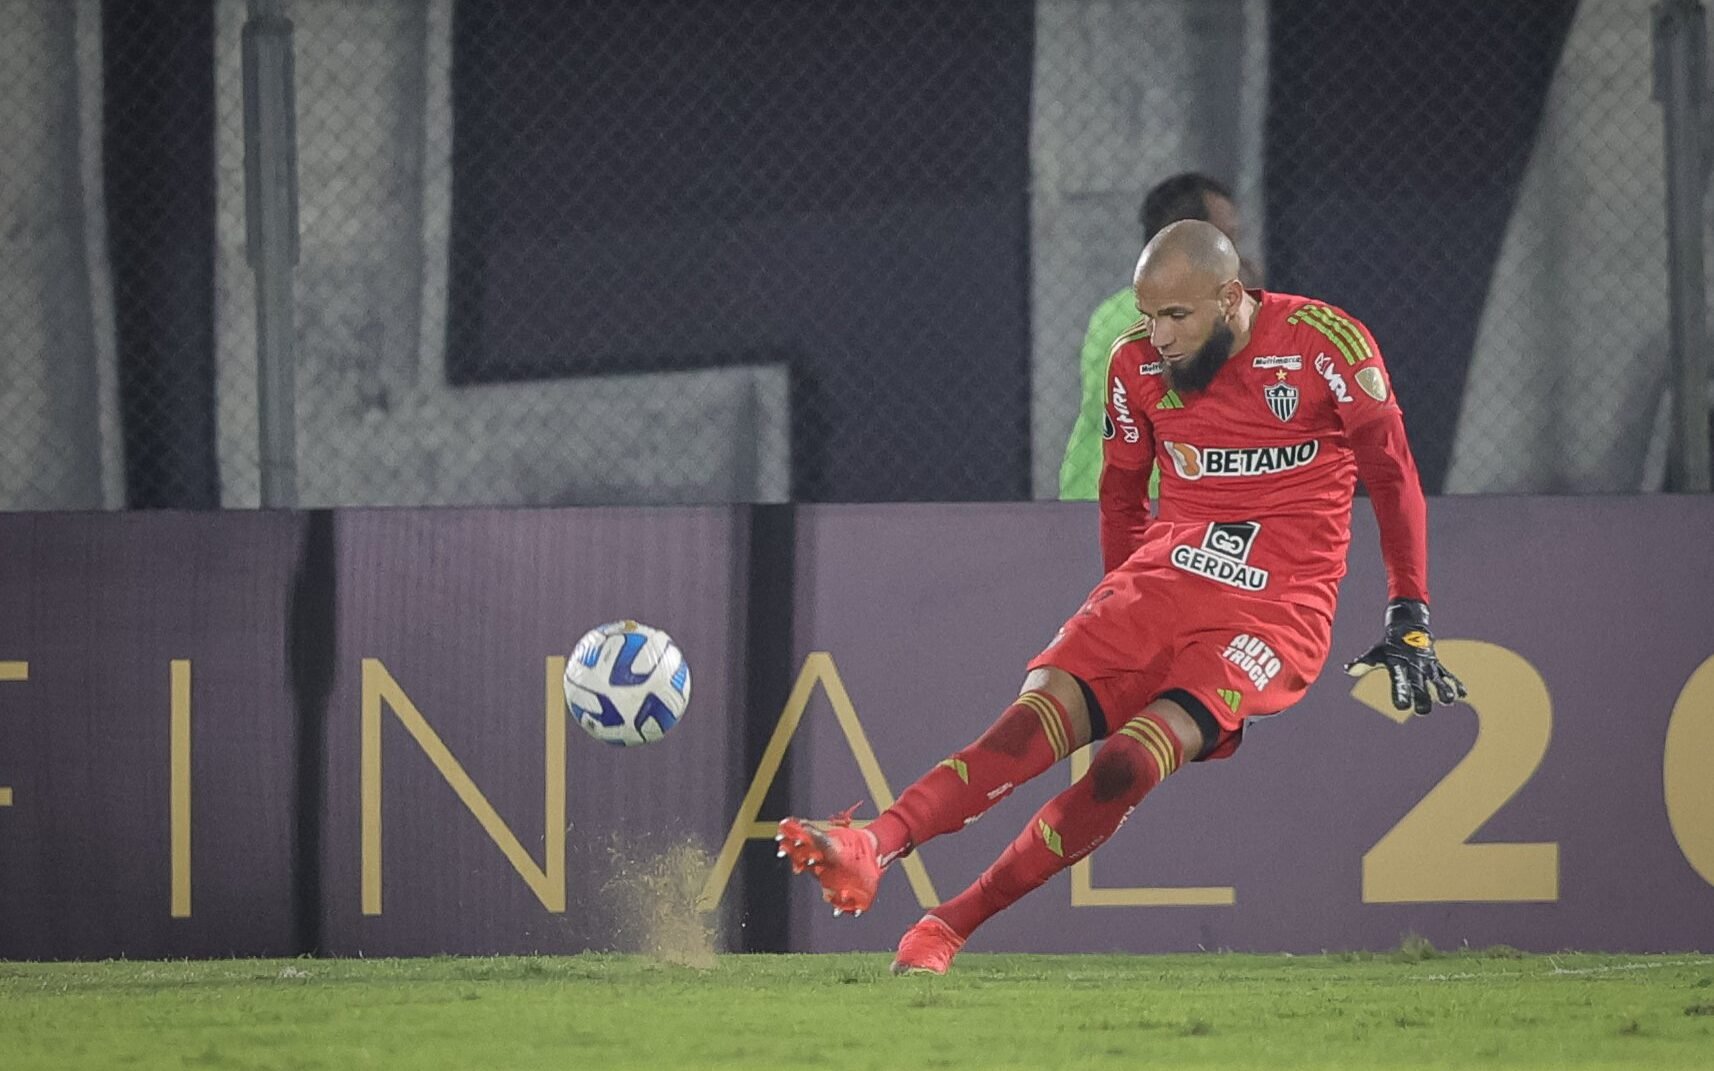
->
[[931, 711, 1185, 939], [862, 697, 1190, 943], [868, 691, 1076, 865]]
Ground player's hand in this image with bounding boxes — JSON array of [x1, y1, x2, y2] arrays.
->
[[1343, 599, 1466, 715]]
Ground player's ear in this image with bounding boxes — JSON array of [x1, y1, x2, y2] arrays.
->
[[1218, 278, 1243, 317]]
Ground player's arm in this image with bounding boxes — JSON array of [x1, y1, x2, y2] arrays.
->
[[1304, 308, 1465, 713], [1097, 343, 1156, 573], [1349, 411, 1428, 605], [1344, 411, 1467, 712]]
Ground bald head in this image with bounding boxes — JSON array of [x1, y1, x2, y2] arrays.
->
[[1132, 219, 1241, 293], [1129, 219, 1256, 389]]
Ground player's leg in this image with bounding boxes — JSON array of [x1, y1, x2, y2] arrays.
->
[[894, 595, 1333, 972], [893, 696, 1206, 974], [866, 666, 1092, 862], [776, 567, 1170, 917], [774, 667, 1094, 915]]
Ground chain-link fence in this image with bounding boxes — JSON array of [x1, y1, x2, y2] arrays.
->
[[2, 0, 1709, 509]]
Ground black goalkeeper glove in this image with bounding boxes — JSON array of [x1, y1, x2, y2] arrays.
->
[[1343, 599, 1467, 715]]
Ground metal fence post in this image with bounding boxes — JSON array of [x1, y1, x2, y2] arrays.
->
[[243, 0, 301, 508], [1654, 0, 1712, 492]]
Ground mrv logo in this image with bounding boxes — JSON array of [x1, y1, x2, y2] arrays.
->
[[1110, 377, 1140, 442], [1162, 440, 1319, 481], [1315, 353, 1352, 404], [1170, 521, 1269, 591]]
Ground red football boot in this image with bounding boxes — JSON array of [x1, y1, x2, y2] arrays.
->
[[775, 805, 883, 916], [890, 914, 965, 975]]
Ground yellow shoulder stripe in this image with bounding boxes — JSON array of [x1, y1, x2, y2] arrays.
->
[[1107, 315, 1153, 359]]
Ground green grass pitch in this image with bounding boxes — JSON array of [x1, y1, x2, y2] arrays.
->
[[3, 949, 1712, 1069]]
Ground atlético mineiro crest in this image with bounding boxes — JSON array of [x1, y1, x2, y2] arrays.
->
[[1264, 382, 1298, 423]]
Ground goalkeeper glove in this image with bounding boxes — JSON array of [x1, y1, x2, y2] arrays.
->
[[1343, 599, 1467, 715]]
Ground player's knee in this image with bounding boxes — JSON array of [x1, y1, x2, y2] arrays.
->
[[1142, 698, 1206, 761], [975, 703, 1044, 758], [1090, 710, 1188, 804], [1020, 667, 1093, 744], [1088, 742, 1145, 804]]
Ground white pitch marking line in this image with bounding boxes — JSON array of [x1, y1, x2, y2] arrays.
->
[[1413, 957, 1712, 984]]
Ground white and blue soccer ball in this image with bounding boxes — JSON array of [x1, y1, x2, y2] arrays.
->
[[564, 620, 691, 747]]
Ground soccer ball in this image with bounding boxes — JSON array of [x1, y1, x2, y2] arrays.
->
[[564, 620, 691, 747]]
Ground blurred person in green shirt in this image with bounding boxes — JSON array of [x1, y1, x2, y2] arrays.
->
[[1058, 174, 1250, 500]]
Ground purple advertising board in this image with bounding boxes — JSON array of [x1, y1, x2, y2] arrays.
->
[[0, 512, 304, 959], [0, 508, 749, 959], [316, 507, 749, 956], [2, 498, 1711, 960], [785, 497, 1714, 955]]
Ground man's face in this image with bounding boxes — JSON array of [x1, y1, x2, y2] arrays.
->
[[1135, 275, 1237, 394], [1168, 318, 1235, 393]]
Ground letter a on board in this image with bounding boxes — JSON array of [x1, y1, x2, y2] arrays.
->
[[698, 652, 939, 911]]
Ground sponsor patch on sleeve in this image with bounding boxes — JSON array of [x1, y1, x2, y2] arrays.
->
[[1355, 366, 1388, 402]]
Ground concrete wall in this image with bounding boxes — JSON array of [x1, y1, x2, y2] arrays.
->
[[0, 0, 119, 510], [1448, 0, 1714, 492]]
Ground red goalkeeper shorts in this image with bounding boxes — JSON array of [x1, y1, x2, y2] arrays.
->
[[1027, 564, 1334, 761]]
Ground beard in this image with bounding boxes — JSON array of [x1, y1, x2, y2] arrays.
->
[[1164, 319, 1235, 394]]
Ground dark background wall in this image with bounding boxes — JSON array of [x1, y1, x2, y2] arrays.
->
[[91, 0, 1608, 504], [104, 0, 220, 509], [445, 0, 1036, 502], [1263, 0, 1579, 493]]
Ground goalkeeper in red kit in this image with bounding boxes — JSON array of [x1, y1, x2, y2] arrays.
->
[[777, 220, 1466, 974]]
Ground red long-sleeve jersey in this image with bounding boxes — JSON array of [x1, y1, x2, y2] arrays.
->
[[1098, 290, 1428, 616]]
